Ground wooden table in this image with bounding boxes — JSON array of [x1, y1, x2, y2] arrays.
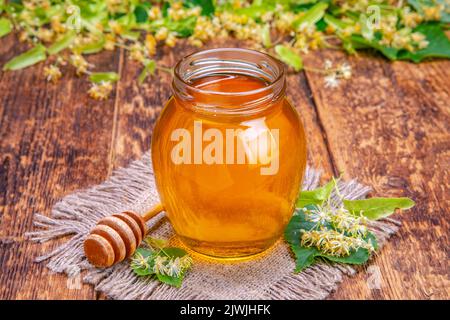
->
[[0, 34, 448, 300]]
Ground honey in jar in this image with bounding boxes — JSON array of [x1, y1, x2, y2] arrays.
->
[[151, 48, 307, 259]]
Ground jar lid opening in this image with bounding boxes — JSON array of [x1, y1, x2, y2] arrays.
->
[[173, 48, 286, 115]]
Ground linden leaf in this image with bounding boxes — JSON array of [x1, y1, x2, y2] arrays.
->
[[293, 2, 329, 30], [262, 24, 272, 48], [184, 0, 215, 17], [138, 59, 156, 85], [134, 5, 148, 23], [47, 31, 76, 55], [275, 45, 303, 71], [0, 17, 12, 38], [89, 72, 120, 83], [397, 23, 450, 62], [343, 197, 415, 220], [3, 44, 47, 71], [296, 179, 336, 208]]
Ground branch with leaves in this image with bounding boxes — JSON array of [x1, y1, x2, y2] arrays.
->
[[0, 0, 449, 100], [285, 178, 415, 272]]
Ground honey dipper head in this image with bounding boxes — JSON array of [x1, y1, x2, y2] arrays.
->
[[84, 211, 147, 267]]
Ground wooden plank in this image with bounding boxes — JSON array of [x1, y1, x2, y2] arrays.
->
[[303, 49, 450, 299], [0, 35, 121, 299]]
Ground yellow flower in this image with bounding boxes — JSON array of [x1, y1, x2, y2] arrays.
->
[[145, 34, 157, 56], [104, 34, 116, 51], [148, 6, 161, 20], [70, 54, 90, 75], [165, 33, 177, 47], [423, 6, 441, 21], [88, 81, 113, 100], [129, 43, 145, 63], [37, 28, 54, 42], [44, 65, 62, 83], [108, 20, 123, 35], [155, 27, 169, 41]]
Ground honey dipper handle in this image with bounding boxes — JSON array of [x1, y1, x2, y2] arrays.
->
[[141, 203, 164, 221]]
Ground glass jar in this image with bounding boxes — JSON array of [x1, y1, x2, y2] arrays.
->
[[151, 48, 307, 259]]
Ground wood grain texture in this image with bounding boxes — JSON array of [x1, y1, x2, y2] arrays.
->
[[0, 36, 448, 299], [303, 49, 449, 299], [0, 34, 121, 299]]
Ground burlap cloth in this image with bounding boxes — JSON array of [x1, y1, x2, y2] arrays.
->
[[27, 152, 400, 299]]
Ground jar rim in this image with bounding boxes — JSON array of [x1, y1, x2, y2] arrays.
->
[[174, 48, 285, 96], [173, 48, 285, 113]]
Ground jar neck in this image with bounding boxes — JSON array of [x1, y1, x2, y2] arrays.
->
[[172, 48, 286, 116]]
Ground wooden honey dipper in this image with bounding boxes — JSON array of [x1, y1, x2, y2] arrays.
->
[[84, 203, 164, 267]]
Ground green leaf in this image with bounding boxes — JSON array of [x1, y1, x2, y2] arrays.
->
[[350, 35, 399, 60], [290, 246, 318, 272], [138, 59, 156, 85], [0, 17, 12, 38], [74, 37, 106, 54], [262, 24, 272, 48], [89, 72, 120, 83], [184, 0, 215, 17], [397, 23, 450, 62], [324, 13, 350, 31], [47, 31, 76, 55], [296, 179, 335, 208], [343, 197, 415, 220], [275, 45, 303, 71], [293, 2, 329, 30], [156, 273, 183, 287], [134, 5, 148, 23], [3, 44, 47, 71], [166, 15, 197, 37]]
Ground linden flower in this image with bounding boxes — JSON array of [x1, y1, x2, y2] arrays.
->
[[44, 65, 62, 83], [69, 54, 90, 75], [324, 74, 339, 88], [148, 6, 161, 20], [165, 33, 177, 48], [153, 255, 169, 275], [423, 6, 441, 21], [88, 81, 113, 100], [145, 34, 157, 56], [155, 27, 169, 41], [301, 228, 374, 257], [130, 251, 151, 270], [37, 28, 54, 42], [338, 63, 352, 79], [156, 255, 193, 277], [104, 33, 116, 51], [129, 43, 145, 63]]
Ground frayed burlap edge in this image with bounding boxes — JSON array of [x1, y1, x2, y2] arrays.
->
[[26, 152, 401, 300]]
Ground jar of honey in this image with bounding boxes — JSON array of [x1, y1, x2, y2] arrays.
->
[[151, 48, 307, 259]]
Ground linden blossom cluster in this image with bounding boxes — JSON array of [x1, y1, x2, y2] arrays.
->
[[299, 203, 375, 257], [1, 1, 447, 99], [170, 120, 280, 175]]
